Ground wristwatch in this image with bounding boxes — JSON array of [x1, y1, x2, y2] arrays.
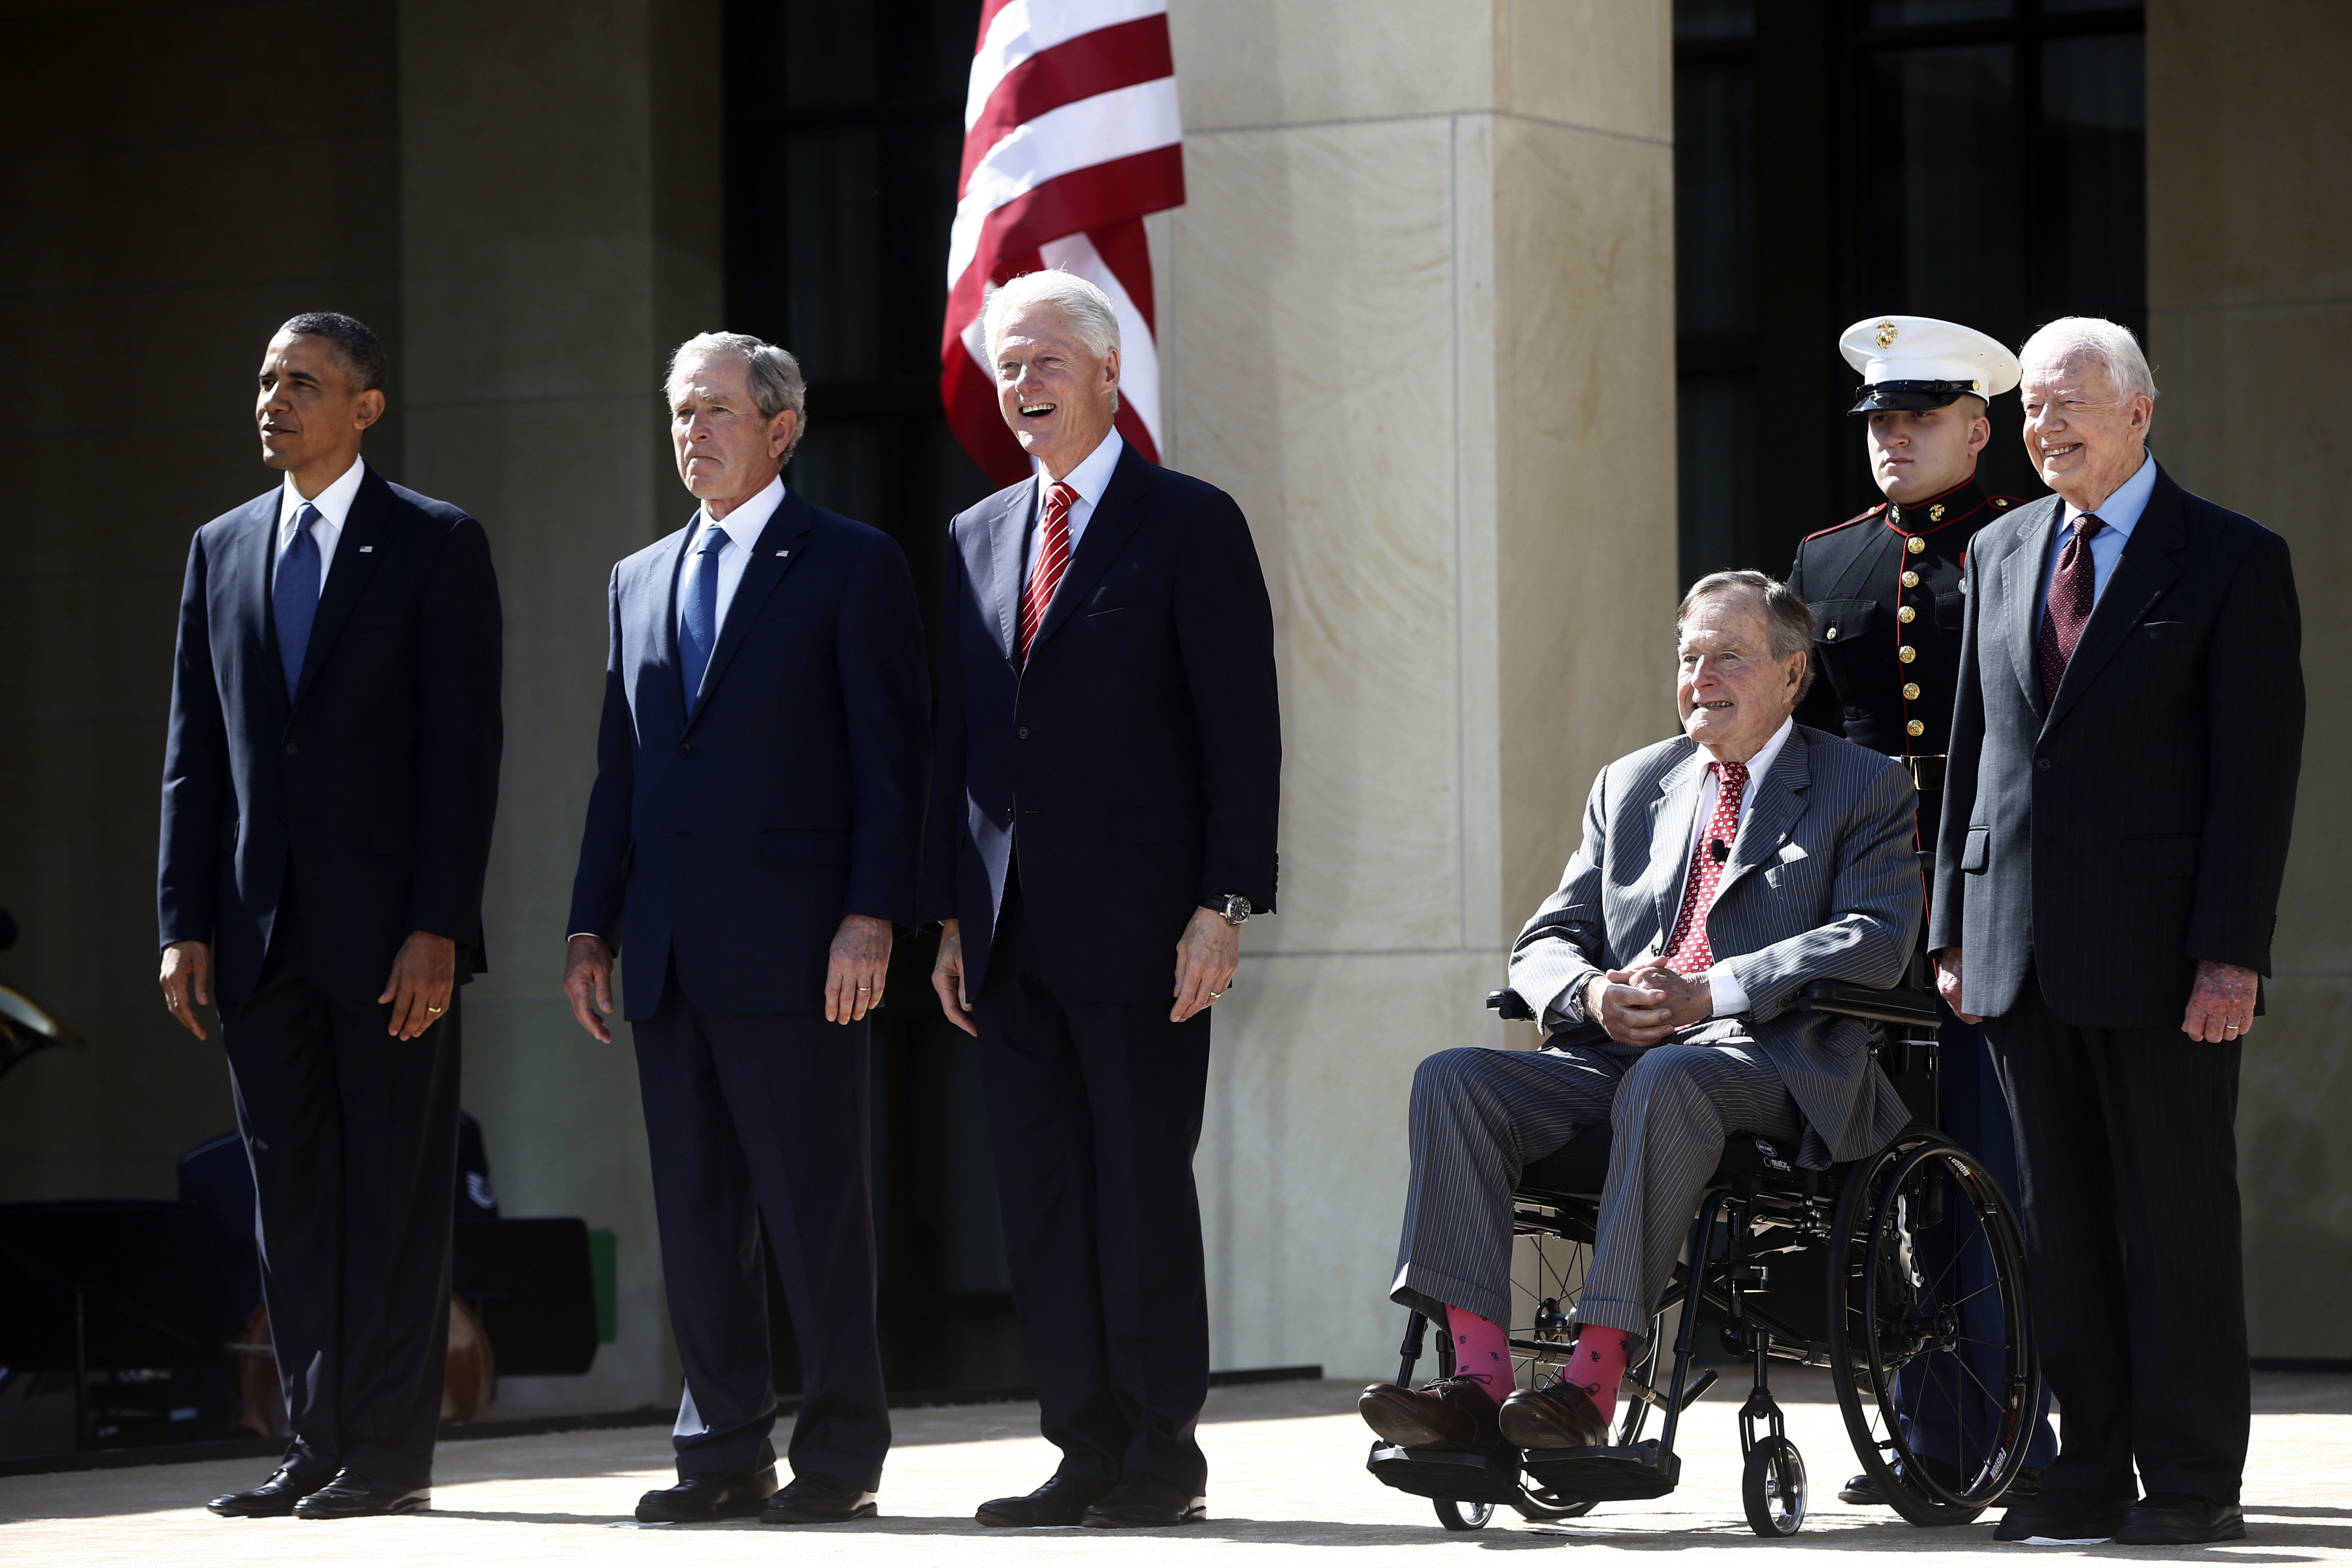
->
[[1209, 892, 1253, 927]]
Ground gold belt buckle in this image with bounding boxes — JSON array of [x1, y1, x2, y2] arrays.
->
[[1907, 754, 1947, 793]]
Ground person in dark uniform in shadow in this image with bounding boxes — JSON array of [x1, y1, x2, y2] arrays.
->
[[1786, 315, 2058, 1504]]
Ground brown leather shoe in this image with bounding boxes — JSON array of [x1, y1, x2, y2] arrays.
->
[[1357, 1375, 1505, 1452], [1497, 1381, 1610, 1450]]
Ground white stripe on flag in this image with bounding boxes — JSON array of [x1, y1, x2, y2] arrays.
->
[[965, 0, 1167, 131], [1039, 231, 1161, 452], [946, 77, 1180, 287]]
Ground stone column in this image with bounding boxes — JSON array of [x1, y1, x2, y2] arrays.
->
[[399, 0, 723, 1408], [1163, 0, 1678, 1377], [2148, 0, 2352, 1360]]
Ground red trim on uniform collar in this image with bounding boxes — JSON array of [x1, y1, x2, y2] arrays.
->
[[1881, 476, 1990, 539], [1801, 501, 1888, 544]]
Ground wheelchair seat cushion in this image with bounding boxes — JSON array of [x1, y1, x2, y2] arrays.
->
[[1516, 1127, 1804, 1203]]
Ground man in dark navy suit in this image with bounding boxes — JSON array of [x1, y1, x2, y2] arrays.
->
[[925, 271, 1281, 1530], [563, 333, 929, 1527], [158, 313, 503, 1519]]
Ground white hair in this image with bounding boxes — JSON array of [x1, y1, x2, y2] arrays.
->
[[983, 269, 1121, 363], [2018, 316, 2159, 403], [667, 332, 809, 463]]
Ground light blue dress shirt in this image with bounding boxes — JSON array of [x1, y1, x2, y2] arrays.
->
[[2036, 449, 2156, 630]]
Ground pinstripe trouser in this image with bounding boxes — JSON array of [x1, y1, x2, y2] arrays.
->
[[1389, 1035, 1801, 1351]]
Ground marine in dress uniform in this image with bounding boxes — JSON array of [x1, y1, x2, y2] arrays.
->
[[1786, 316, 2058, 1501]]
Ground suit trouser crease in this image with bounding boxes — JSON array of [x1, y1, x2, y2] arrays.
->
[[1985, 975, 2248, 1502], [222, 960, 461, 1489], [632, 980, 891, 1488], [1391, 1039, 1801, 1353], [974, 879, 1213, 1493]]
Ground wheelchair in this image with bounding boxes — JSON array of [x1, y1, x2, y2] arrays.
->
[[1366, 970, 2042, 1538]]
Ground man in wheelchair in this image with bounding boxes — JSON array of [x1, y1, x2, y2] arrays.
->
[[1363, 570, 1921, 1459]]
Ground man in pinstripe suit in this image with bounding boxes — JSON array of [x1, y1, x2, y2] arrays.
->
[[1361, 571, 1921, 1456]]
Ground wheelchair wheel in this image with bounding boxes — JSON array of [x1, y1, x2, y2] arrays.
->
[[1434, 1498, 1494, 1530], [1827, 1131, 2040, 1528], [1742, 1436, 1807, 1537], [1499, 1228, 1656, 1521]]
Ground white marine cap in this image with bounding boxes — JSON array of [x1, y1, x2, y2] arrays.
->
[[1839, 315, 2021, 414]]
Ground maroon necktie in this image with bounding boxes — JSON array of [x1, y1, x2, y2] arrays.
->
[[1017, 482, 1077, 661], [2035, 514, 2104, 705], [1661, 760, 1750, 975]]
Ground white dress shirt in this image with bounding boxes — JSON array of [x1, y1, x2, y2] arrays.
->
[[678, 473, 787, 642], [1675, 716, 1795, 1019], [2036, 448, 2155, 629], [276, 455, 368, 597], [1022, 428, 1124, 583]]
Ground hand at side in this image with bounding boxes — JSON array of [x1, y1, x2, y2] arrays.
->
[[826, 913, 894, 1025], [159, 940, 212, 1041], [564, 934, 615, 1043], [379, 930, 457, 1039]]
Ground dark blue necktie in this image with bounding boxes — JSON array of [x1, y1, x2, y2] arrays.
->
[[679, 522, 729, 707], [274, 502, 324, 697]]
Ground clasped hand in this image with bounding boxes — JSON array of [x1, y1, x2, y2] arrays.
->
[[1584, 964, 1712, 1047]]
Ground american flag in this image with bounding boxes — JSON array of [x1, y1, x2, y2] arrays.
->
[[941, 0, 1185, 486]]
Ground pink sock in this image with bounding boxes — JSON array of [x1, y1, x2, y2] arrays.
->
[[1443, 1305, 1511, 1405], [1554, 1329, 1630, 1424]]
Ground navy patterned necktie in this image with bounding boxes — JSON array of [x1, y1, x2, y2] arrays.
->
[[679, 521, 729, 706], [274, 502, 324, 696]]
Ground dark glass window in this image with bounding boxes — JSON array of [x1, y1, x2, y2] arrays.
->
[[1673, 0, 2145, 581], [726, 0, 1023, 1396]]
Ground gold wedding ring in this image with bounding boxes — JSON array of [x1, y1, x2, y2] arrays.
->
[[427, 1004, 445, 1014]]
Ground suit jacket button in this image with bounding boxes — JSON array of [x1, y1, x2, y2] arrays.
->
[[2035, 757, 2051, 771], [1017, 726, 1030, 739], [283, 742, 298, 755], [679, 741, 693, 754]]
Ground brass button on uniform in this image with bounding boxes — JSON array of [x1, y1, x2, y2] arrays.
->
[[1824, 626, 1838, 641], [1902, 570, 1919, 588], [1907, 719, 1926, 737], [1898, 644, 1917, 663], [1897, 605, 1916, 623], [1906, 535, 1926, 555], [1902, 682, 1921, 700]]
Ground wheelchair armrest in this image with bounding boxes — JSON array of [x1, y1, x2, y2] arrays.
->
[[1795, 979, 1940, 1029], [1486, 988, 1537, 1023]]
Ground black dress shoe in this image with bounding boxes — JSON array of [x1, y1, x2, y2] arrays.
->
[[1082, 1472, 1207, 1529], [1993, 1488, 2132, 1543], [635, 1466, 779, 1523], [292, 1469, 430, 1519], [2117, 1493, 2245, 1545], [760, 1471, 878, 1524], [1836, 1454, 1986, 1506], [976, 1474, 1113, 1528], [208, 1463, 336, 1518]]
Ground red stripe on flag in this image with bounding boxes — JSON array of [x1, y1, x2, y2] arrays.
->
[[944, 146, 1184, 326], [1085, 218, 1157, 336], [974, 0, 1019, 49], [959, 17, 1176, 194]]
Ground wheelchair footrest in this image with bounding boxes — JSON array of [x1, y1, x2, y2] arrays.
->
[[1365, 1442, 1525, 1505], [1519, 1440, 1680, 1502]]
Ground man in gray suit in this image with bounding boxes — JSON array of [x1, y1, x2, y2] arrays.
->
[[1360, 571, 1920, 1456], [1932, 318, 2302, 1547]]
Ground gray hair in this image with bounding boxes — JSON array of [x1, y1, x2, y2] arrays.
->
[[667, 332, 809, 464], [982, 270, 1122, 415], [2018, 316, 2159, 403], [1678, 569, 1818, 701]]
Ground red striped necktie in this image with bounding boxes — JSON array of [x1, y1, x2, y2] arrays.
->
[[2036, 513, 2105, 705], [1018, 482, 1078, 661]]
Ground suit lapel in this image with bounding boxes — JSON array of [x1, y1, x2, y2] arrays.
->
[[1716, 728, 1811, 901], [1029, 443, 1149, 657], [289, 467, 389, 709], [2000, 497, 2062, 717], [233, 494, 288, 720], [1644, 747, 1707, 947], [2044, 467, 2187, 734], [685, 489, 816, 726], [984, 483, 1031, 665]]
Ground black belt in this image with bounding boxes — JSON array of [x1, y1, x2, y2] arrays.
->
[[1906, 754, 1947, 794]]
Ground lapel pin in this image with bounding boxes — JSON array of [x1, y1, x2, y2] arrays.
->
[[358, 545, 373, 553], [776, 549, 789, 557]]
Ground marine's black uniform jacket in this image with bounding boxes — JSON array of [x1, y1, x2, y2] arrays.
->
[[1787, 474, 2023, 848]]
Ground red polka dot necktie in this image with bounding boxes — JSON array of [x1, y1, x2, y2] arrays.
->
[[2036, 513, 2105, 705], [1018, 482, 1077, 662], [1661, 760, 1750, 975]]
